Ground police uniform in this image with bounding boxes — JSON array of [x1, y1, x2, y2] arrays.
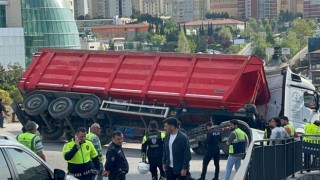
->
[[63, 139, 100, 180], [303, 123, 320, 170], [105, 142, 129, 180], [199, 127, 221, 180], [86, 132, 104, 180], [17, 132, 43, 153], [141, 130, 166, 180]]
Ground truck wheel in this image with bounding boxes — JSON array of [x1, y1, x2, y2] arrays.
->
[[75, 96, 100, 118], [49, 97, 74, 119], [39, 126, 64, 140], [192, 143, 206, 155], [23, 94, 48, 116]]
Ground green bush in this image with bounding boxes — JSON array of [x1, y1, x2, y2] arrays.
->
[[9, 88, 23, 104], [0, 89, 13, 105]]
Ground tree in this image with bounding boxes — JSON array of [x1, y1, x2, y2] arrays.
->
[[183, 24, 187, 35], [188, 38, 197, 53], [281, 31, 300, 58], [249, 18, 258, 32], [151, 34, 166, 45], [164, 18, 178, 30], [251, 32, 269, 60], [4, 63, 24, 85], [291, 19, 316, 48], [109, 40, 115, 50], [177, 29, 191, 53], [160, 25, 165, 35]]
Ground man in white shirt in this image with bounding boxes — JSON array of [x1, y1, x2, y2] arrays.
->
[[162, 117, 191, 180]]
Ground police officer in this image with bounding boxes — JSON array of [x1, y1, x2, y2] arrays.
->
[[141, 121, 166, 180], [197, 122, 221, 180], [303, 120, 320, 171], [63, 127, 100, 180], [86, 123, 104, 180], [17, 121, 46, 161], [103, 130, 129, 180]]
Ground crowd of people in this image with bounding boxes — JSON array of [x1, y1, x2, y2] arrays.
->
[[16, 115, 319, 180]]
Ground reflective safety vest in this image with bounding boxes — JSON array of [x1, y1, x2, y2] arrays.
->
[[63, 140, 98, 164], [229, 128, 246, 155], [304, 124, 320, 142], [285, 124, 295, 137], [17, 132, 39, 153], [86, 132, 103, 163]]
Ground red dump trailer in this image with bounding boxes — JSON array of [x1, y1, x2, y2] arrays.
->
[[14, 48, 271, 154]]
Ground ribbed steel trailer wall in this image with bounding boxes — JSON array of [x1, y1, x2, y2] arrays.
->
[[19, 49, 270, 112]]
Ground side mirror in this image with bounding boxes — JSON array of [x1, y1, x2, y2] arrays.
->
[[54, 169, 66, 180]]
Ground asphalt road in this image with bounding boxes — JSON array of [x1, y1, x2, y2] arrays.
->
[[1, 122, 236, 180]]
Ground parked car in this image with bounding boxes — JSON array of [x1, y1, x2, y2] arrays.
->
[[0, 134, 77, 180]]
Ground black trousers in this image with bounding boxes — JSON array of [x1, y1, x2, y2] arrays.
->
[[108, 173, 126, 180], [149, 157, 165, 179], [166, 166, 187, 180], [200, 149, 220, 179]]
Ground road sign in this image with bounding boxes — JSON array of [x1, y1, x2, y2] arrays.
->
[[266, 48, 274, 55], [233, 39, 245, 45], [282, 47, 290, 55]]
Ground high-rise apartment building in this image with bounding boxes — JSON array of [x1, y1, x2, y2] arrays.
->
[[165, 0, 193, 22], [74, 0, 88, 18], [88, 0, 105, 18], [193, 0, 210, 20], [105, 0, 133, 18], [304, 0, 320, 19], [210, 0, 238, 18], [255, 0, 281, 19], [141, 0, 168, 16], [132, 0, 142, 14]]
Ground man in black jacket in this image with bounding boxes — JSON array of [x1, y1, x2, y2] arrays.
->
[[141, 121, 166, 180], [163, 117, 191, 180], [103, 130, 129, 180], [197, 122, 221, 180]]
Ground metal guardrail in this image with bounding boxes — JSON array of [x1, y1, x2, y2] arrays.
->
[[235, 135, 320, 180]]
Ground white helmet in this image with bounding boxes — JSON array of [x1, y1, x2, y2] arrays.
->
[[138, 162, 150, 174]]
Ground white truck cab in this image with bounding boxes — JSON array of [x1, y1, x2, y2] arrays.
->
[[259, 67, 319, 131]]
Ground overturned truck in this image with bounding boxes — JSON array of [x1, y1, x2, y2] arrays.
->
[[12, 49, 319, 154]]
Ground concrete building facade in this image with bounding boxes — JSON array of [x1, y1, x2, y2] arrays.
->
[[74, 0, 88, 18], [304, 0, 320, 19], [193, 0, 210, 20], [105, 0, 132, 18], [141, 0, 168, 16], [166, 0, 193, 22], [210, 0, 238, 18]]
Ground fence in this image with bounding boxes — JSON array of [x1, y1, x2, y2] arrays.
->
[[235, 136, 320, 180]]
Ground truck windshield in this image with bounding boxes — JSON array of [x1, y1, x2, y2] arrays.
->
[[304, 92, 317, 109]]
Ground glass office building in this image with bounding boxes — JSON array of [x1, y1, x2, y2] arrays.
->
[[21, 0, 80, 66]]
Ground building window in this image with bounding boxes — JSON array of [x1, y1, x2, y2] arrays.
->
[[0, 5, 6, 28]]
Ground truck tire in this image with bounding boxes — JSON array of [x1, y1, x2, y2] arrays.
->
[[75, 96, 100, 118], [192, 142, 207, 155], [23, 94, 48, 116], [39, 126, 64, 140], [49, 97, 74, 119]]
